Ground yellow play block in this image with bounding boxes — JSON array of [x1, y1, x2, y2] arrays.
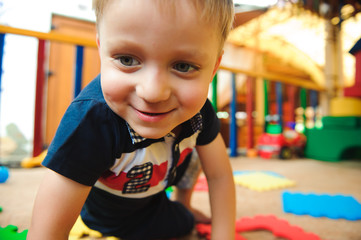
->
[[234, 172, 295, 192], [330, 97, 361, 116]]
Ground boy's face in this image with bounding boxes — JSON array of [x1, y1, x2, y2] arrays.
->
[[97, 0, 222, 139]]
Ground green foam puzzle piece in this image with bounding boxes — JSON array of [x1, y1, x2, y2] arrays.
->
[[0, 225, 28, 240]]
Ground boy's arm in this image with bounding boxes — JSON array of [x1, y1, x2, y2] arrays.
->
[[27, 169, 92, 240], [196, 133, 236, 240]]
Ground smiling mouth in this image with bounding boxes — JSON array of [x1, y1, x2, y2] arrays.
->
[[140, 111, 165, 116]]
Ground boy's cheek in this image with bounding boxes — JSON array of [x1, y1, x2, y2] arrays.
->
[[180, 88, 209, 110]]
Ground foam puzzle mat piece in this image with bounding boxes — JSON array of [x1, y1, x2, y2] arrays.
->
[[68, 236, 120, 240], [0, 225, 27, 240], [236, 215, 321, 240], [234, 172, 295, 191], [233, 170, 285, 178], [70, 216, 103, 238], [194, 176, 208, 191], [196, 215, 320, 240], [196, 223, 246, 240], [282, 191, 361, 220], [69, 237, 120, 240]]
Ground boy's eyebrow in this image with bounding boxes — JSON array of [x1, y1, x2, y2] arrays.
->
[[105, 39, 211, 61], [171, 48, 210, 61]]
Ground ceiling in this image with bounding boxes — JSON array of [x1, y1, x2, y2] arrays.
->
[[226, 2, 361, 90]]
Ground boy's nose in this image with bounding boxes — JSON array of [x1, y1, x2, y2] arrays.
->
[[136, 69, 171, 103]]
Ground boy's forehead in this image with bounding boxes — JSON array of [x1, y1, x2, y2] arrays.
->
[[98, 1, 218, 38], [97, 0, 222, 58], [98, 0, 217, 27], [99, 1, 219, 41], [96, 0, 233, 53], [102, 0, 201, 16]]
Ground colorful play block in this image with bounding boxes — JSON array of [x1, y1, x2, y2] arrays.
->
[[305, 116, 361, 161], [282, 191, 361, 221], [330, 97, 361, 116], [234, 172, 295, 192]]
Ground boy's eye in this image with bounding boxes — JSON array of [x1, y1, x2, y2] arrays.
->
[[118, 56, 140, 66], [173, 63, 197, 73]]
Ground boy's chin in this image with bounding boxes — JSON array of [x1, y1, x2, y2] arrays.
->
[[135, 127, 175, 140]]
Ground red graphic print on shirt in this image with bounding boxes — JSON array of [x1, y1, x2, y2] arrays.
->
[[99, 161, 168, 193], [177, 148, 193, 166]]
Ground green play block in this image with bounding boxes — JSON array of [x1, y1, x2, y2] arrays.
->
[[322, 116, 361, 129], [305, 117, 361, 161]]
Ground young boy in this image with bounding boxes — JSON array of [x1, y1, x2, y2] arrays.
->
[[28, 0, 235, 239]]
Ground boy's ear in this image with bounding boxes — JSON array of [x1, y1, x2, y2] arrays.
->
[[212, 50, 223, 80], [96, 33, 101, 50], [96, 33, 102, 57]]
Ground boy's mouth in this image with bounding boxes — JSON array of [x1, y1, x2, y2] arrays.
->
[[132, 106, 174, 122], [140, 111, 164, 116], [134, 109, 172, 123]]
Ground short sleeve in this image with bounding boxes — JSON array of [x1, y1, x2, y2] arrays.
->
[[196, 99, 220, 146], [43, 100, 119, 186]]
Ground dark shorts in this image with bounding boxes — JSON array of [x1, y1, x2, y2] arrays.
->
[[81, 155, 195, 240]]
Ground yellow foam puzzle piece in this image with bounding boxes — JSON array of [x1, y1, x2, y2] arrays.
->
[[234, 172, 295, 191], [69, 217, 121, 239], [69, 237, 120, 240], [21, 150, 47, 168], [69, 216, 103, 238]]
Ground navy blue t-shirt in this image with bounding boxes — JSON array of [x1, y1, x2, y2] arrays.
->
[[42, 75, 220, 238]]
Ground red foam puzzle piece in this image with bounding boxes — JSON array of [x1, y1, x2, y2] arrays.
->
[[194, 176, 209, 192], [196, 223, 211, 239], [196, 215, 321, 240], [196, 223, 246, 240], [237, 215, 321, 240]]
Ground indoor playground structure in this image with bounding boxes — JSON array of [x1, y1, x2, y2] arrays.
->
[[305, 38, 361, 161], [1, 1, 361, 240]]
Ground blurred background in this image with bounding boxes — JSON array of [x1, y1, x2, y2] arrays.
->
[[0, 0, 360, 165]]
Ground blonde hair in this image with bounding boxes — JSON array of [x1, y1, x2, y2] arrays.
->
[[92, 0, 234, 49]]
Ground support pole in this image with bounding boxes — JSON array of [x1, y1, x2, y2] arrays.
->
[[310, 90, 318, 109], [211, 73, 218, 112], [246, 76, 254, 149], [0, 34, 5, 120], [229, 73, 238, 157], [300, 88, 307, 134], [74, 45, 84, 98], [33, 39, 46, 157], [287, 85, 296, 123], [263, 79, 269, 132], [300, 88, 307, 112], [276, 82, 283, 131], [320, 20, 341, 115]]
